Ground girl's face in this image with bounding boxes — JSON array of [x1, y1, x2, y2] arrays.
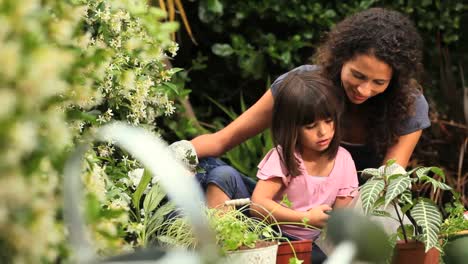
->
[[340, 54, 393, 104], [300, 118, 335, 153]]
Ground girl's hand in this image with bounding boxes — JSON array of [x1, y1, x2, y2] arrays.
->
[[305, 204, 333, 227]]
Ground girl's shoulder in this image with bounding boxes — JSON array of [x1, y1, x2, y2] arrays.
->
[[336, 146, 353, 161], [332, 147, 357, 173], [257, 147, 291, 180]]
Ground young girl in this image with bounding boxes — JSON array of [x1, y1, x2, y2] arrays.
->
[[250, 70, 358, 246]]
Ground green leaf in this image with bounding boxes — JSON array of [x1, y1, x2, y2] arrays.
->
[[143, 183, 166, 213], [162, 82, 179, 95], [280, 194, 293, 208], [170, 67, 184, 74], [212, 43, 234, 57], [132, 169, 152, 213], [430, 167, 446, 181], [410, 199, 442, 252], [400, 202, 413, 215], [386, 159, 396, 166], [147, 202, 176, 233], [205, 95, 238, 120], [397, 224, 415, 240], [206, 0, 223, 14], [385, 176, 412, 208], [289, 257, 304, 264], [360, 179, 385, 214]]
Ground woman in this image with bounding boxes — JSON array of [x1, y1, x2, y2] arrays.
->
[[189, 8, 430, 208]]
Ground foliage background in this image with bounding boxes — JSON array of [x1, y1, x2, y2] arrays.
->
[[1, 0, 466, 262], [0, 0, 184, 262], [168, 0, 468, 203]]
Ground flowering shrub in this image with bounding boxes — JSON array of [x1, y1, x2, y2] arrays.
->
[[0, 0, 182, 262], [73, 0, 183, 256]]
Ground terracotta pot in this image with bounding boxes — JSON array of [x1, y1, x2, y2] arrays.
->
[[393, 241, 440, 264], [276, 240, 313, 264]]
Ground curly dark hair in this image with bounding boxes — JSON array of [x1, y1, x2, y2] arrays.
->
[[314, 7, 424, 156]]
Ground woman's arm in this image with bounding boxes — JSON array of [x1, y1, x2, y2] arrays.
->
[[383, 130, 422, 168], [251, 178, 331, 228], [191, 90, 274, 159]]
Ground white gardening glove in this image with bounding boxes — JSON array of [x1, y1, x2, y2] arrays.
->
[[168, 140, 199, 173]]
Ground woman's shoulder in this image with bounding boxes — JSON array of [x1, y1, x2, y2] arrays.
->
[[398, 92, 430, 135], [271, 65, 320, 96]]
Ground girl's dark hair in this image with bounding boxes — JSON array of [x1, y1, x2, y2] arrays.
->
[[315, 8, 424, 155], [272, 70, 342, 177]]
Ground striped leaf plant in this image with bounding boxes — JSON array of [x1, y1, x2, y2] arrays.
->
[[359, 160, 452, 252]]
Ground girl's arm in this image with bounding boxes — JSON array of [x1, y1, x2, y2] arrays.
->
[[383, 130, 422, 168], [191, 90, 274, 159], [251, 178, 331, 228]]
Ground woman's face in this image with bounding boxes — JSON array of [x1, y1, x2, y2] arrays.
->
[[340, 54, 393, 104]]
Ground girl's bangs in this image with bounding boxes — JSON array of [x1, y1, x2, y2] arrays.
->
[[302, 94, 336, 125]]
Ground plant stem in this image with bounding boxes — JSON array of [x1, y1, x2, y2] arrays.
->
[[392, 201, 408, 243]]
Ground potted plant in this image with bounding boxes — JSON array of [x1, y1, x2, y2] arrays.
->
[[156, 197, 317, 264], [359, 160, 452, 264], [440, 194, 468, 245], [276, 240, 312, 264], [156, 202, 280, 264]]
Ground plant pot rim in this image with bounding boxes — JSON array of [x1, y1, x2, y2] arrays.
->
[[395, 240, 425, 250], [279, 239, 313, 245], [229, 241, 279, 253]]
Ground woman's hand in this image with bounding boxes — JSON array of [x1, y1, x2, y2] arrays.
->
[[168, 140, 198, 173], [305, 204, 333, 228]]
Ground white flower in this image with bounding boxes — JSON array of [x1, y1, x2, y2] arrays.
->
[[128, 168, 144, 188], [0, 41, 20, 80], [109, 198, 129, 211], [126, 222, 144, 234], [0, 89, 17, 120]]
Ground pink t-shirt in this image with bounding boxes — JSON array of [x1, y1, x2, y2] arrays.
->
[[256, 146, 358, 240]]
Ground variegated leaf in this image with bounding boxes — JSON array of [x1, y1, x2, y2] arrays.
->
[[361, 168, 382, 179], [380, 163, 406, 179], [385, 176, 411, 208], [422, 176, 452, 191], [415, 167, 431, 179], [410, 199, 442, 252], [371, 209, 392, 218], [360, 179, 385, 214], [399, 190, 413, 206]]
